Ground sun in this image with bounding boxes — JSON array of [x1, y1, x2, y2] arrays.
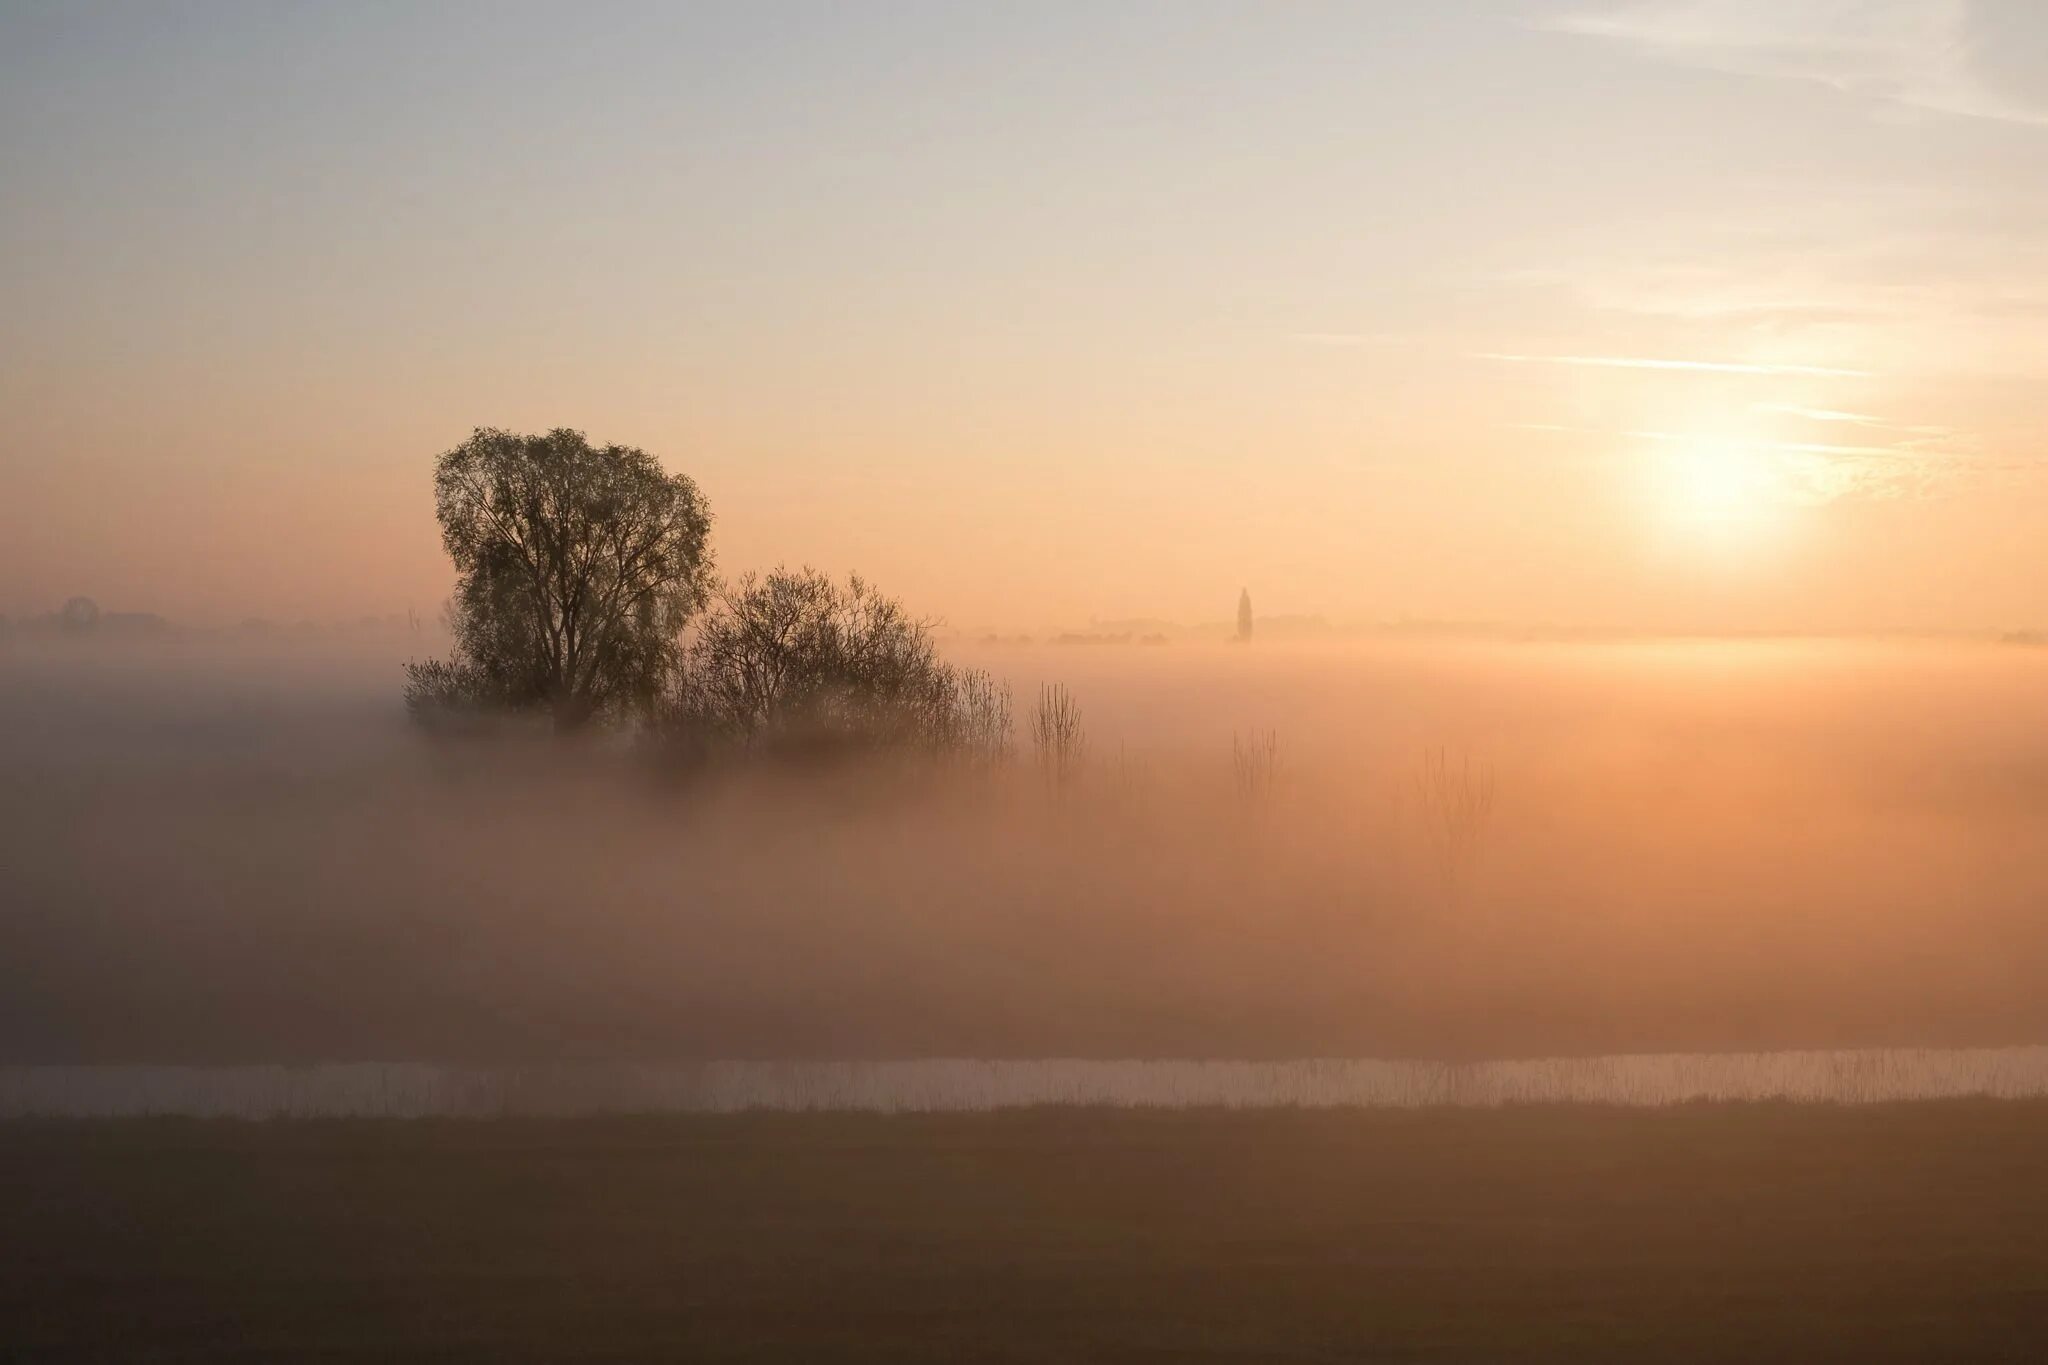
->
[[1650, 436, 1785, 544]]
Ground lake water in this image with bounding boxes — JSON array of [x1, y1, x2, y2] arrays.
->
[[8, 1048, 2048, 1117]]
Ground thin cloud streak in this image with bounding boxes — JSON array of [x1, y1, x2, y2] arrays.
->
[[1475, 352, 1871, 377], [1754, 402, 1955, 437], [1540, 0, 2048, 128], [1291, 331, 1403, 346], [1507, 422, 1908, 457], [1622, 431, 1909, 459], [1754, 403, 1881, 424], [1512, 421, 1972, 464]]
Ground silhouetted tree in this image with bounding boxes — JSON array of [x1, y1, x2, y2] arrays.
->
[[405, 428, 712, 731], [1236, 588, 1253, 642], [59, 597, 100, 631], [667, 566, 1009, 761]]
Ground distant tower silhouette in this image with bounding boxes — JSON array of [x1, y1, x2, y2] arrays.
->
[[1236, 588, 1253, 642]]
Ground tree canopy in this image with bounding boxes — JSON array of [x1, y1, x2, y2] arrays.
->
[[405, 428, 712, 730]]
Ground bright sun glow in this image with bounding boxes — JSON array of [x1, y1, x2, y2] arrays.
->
[[1651, 437, 1786, 545]]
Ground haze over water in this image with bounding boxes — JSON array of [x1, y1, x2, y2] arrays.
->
[[7, 629, 2048, 1069]]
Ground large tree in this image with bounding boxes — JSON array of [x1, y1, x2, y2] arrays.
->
[[407, 428, 712, 730]]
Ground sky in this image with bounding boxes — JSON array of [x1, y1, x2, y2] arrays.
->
[[3, 0, 2046, 633]]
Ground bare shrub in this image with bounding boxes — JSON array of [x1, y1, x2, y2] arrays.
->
[[1030, 683, 1086, 791], [401, 658, 506, 734], [667, 567, 1010, 763], [1413, 746, 1496, 879], [1231, 729, 1280, 802], [1094, 741, 1158, 819], [948, 667, 1015, 768]]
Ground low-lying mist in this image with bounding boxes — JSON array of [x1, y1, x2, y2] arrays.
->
[[6, 631, 2048, 1065]]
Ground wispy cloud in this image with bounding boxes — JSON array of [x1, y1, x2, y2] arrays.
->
[[1753, 401, 1954, 436], [1624, 430, 1905, 458], [1523, 424, 1909, 457], [1539, 0, 2048, 127], [1475, 352, 1871, 377], [1505, 420, 1982, 501], [1291, 331, 1403, 346], [1753, 402, 1881, 424]]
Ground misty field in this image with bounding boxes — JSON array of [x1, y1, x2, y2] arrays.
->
[[7, 632, 2048, 1065], [8, 1104, 2048, 1361]]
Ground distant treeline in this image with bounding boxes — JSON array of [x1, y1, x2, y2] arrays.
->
[[4, 598, 166, 639]]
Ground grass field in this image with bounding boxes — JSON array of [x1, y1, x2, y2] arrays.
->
[[7, 1103, 2048, 1361]]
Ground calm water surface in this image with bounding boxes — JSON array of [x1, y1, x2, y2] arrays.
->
[[8, 1049, 2048, 1117]]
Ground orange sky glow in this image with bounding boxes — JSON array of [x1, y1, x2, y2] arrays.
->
[[3, 2, 2045, 634]]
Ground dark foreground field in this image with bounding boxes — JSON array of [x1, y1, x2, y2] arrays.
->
[[6, 1105, 2048, 1362]]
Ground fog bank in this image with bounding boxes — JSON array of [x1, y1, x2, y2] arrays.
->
[[6, 633, 2048, 1064]]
